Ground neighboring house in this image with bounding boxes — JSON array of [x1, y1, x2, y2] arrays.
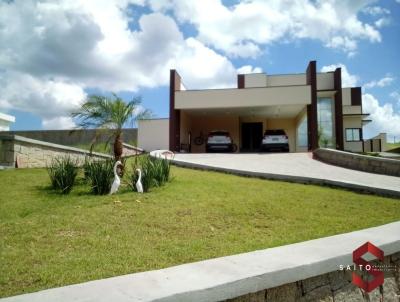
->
[[138, 60, 374, 153], [0, 112, 15, 131]]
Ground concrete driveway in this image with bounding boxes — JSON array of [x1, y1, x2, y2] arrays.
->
[[173, 153, 400, 198]]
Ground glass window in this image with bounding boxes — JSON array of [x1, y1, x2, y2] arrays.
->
[[297, 115, 308, 147], [317, 98, 335, 148], [346, 128, 361, 142]]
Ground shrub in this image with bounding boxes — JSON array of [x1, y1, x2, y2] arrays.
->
[[47, 157, 78, 194], [152, 156, 171, 185], [82, 157, 92, 182], [129, 155, 171, 192], [85, 159, 115, 195]]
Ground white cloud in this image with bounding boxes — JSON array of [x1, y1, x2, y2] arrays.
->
[[390, 91, 400, 104], [320, 64, 359, 87], [42, 117, 76, 130], [0, 0, 239, 128], [363, 93, 400, 139], [375, 17, 390, 28], [175, 38, 238, 89], [361, 4, 391, 28], [0, 71, 86, 129], [149, 0, 382, 57], [237, 65, 263, 74], [364, 76, 394, 89], [362, 6, 390, 16]]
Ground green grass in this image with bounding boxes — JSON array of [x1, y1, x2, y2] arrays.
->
[[386, 143, 400, 154], [69, 140, 138, 154], [1, 166, 400, 297], [387, 142, 400, 148], [70, 142, 111, 154]]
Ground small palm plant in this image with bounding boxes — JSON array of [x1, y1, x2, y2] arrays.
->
[[72, 94, 152, 161]]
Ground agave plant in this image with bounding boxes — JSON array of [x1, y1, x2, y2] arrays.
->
[[47, 157, 78, 194]]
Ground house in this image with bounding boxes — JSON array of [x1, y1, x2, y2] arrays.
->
[[138, 60, 372, 153], [0, 112, 15, 131]]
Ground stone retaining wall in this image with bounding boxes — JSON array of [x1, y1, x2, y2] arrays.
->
[[0, 128, 137, 146], [227, 252, 400, 302], [313, 148, 400, 177], [0, 135, 111, 168]]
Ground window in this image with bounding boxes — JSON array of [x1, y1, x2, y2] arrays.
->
[[346, 128, 361, 142], [296, 115, 308, 148], [317, 98, 335, 147]]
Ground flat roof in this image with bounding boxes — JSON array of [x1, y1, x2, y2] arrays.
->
[[0, 112, 15, 123]]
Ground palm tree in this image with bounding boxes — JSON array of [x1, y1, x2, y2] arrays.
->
[[72, 94, 152, 161]]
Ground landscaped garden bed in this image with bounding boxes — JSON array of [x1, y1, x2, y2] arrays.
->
[[1, 164, 400, 297]]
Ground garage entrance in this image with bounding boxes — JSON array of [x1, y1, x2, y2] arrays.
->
[[241, 122, 263, 152]]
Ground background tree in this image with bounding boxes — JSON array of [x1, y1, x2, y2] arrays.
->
[[72, 94, 152, 161]]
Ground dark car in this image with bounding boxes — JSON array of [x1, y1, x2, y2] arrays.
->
[[261, 129, 289, 152], [206, 130, 234, 152]]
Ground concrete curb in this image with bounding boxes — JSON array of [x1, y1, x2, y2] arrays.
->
[[2, 222, 399, 302], [171, 158, 400, 199]]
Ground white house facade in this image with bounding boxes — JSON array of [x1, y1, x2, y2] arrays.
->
[[0, 112, 15, 131], [138, 61, 372, 153]]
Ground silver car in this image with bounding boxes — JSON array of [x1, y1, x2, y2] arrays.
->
[[261, 129, 289, 152], [206, 130, 234, 152]]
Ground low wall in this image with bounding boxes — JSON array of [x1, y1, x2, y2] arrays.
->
[[2, 222, 399, 302], [0, 128, 137, 146], [313, 148, 400, 177], [0, 135, 111, 168], [121, 143, 143, 158], [227, 253, 400, 301]]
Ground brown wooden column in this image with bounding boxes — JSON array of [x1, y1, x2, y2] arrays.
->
[[169, 70, 181, 151], [306, 61, 318, 151], [334, 68, 344, 150], [237, 74, 245, 89]]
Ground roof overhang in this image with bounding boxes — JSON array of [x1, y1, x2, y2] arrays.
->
[[317, 90, 337, 98], [183, 104, 307, 119], [175, 85, 311, 110], [343, 113, 370, 117], [0, 112, 15, 123]]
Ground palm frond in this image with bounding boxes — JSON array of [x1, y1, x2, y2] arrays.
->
[[71, 93, 152, 158]]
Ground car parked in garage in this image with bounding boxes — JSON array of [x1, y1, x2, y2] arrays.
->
[[206, 130, 235, 152], [261, 129, 289, 152]]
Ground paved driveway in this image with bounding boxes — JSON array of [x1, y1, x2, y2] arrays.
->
[[173, 153, 400, 197]]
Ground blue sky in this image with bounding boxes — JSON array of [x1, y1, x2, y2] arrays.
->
[[0, 0, 399, 140]]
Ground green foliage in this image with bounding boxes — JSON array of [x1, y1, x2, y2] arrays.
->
[[1, 166, 400, 297], [47, 157, 78, 194], [84, 159, 115, 195], [129, 155, 171, 192], [318, 125, 332, 148], [72, 142, 112, 154], [71, 94, 152, 159]]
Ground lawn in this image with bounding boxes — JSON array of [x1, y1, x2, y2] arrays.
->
[[1, 166, 400, 297], [68, 140, 138, 154], [386, 142, 400, 154]]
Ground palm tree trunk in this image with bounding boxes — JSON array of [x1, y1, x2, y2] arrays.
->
[[114, 133, 123, 161]]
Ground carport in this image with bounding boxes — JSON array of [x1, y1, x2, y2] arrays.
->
[[172, 70, 312, 153], [179, 105, 308, 153]]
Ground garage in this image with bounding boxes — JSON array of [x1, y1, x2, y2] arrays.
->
[[178, 105, 308, 153]]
